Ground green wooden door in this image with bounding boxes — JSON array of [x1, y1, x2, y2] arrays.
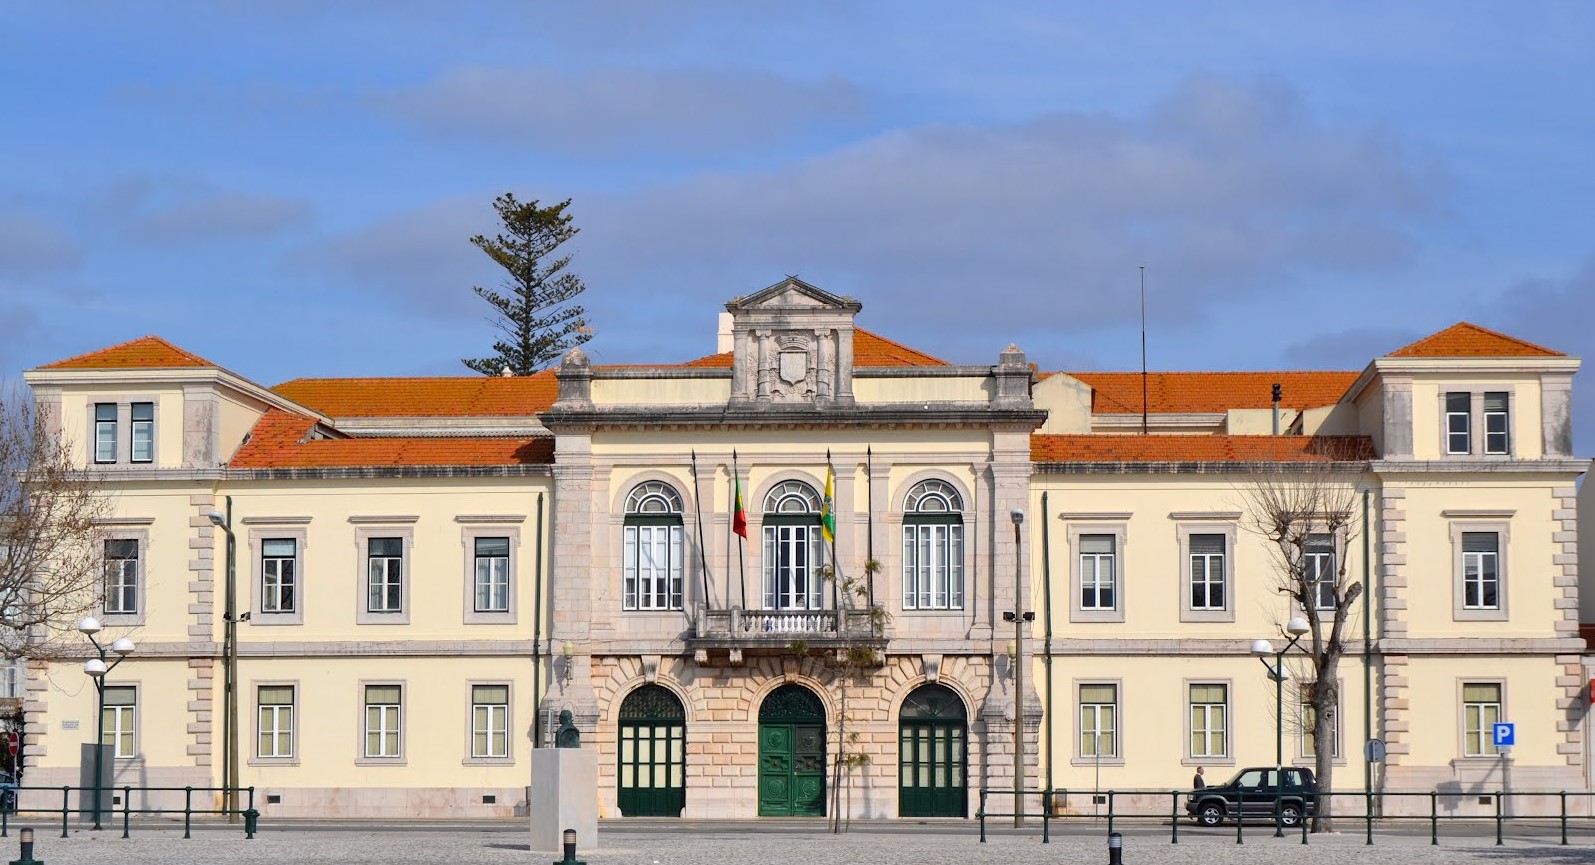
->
[[758, 685, 826, 816], [898, 684, 968, 817], [617, 685, 686, 817]]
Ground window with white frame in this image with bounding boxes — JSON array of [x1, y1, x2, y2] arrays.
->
[[1299, 682, 1340, 758], [1079, 535, 1116, 611], [366, 538, 404, 613], [902, 480, 964, 610], [623, 482, 684, 611], [104, 539, 139, 615], [1189, 683, 1227, 758], [1304, 534, 1336, 611], [471, 684, 510, 759], [130, 402, 154, 463], [1462, 682, 1502, 757], [93, 403, 117, 464], [1188, 534, 1226, 611], [1483, 392, 1509, 455], [257, 685, 294, 759], [762, 481, 824, 611], [363, 684, 402, 759], [102, 685, 136, 758], [473, 537, 511, 612], [1461, 532, 1499, 610], [1445, 392, 1472, 454], [1079, 683, 1117, 758], [261, 538, 297, 614]]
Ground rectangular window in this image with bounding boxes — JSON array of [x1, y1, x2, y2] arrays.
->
[[471, 684, 510, 758], [261, 539, 296, 614], [1462, 532, 1499, 610], [104, 539, 139, 615], [102, 685, 136, 758], [1189, 683, 1227, 758], [1483, 392, 1509, 455], [1445, 392, 1472, 454], [94, 403, 118, 464], [1305, 534, 1336, 611], [366, 538, 404, 613], [1299, 683, 1340, 758], [1079, 535, 1115, 610], [1079, 683, 1117, 758], [624, 523, 683, 611], [1462, 682, 1502, 757], [473, 537, 511, 612], [1189, 534, 1226, 610], [129, 402, 154, 463], [364, 684, 402, 758], [257, 685, 295, 758], [902, 522, 964, 610]]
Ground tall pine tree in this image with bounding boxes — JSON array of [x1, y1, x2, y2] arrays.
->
[[462, 194, 592, 375]]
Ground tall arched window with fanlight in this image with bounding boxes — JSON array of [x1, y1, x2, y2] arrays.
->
[[902, 480, 964, 610], [762, 481, 824, 610], [624, 482, 684, 611]]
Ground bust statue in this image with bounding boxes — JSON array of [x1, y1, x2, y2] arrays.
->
[[554, 709, 581, 748]]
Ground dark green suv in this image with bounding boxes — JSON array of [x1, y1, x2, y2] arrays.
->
[[1186, 766, 1317, 827]]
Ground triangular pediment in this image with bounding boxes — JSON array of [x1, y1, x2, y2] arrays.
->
[[726, 276, 863, 313]]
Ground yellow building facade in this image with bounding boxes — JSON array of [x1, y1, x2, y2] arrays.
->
[[17, 278, 1587, 819]]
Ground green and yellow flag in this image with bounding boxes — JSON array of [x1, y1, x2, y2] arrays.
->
[[821, 459, 836, 543]]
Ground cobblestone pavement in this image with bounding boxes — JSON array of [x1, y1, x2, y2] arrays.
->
[[9, 823, 1595, 865]]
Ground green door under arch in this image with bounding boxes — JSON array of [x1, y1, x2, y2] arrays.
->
[[899, 683, 967, 817], [758, 684, 826, 816], [617, 684, 686, 817]]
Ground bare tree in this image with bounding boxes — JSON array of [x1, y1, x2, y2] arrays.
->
[[0, 387, 113, 660], [1240, 461, 1366, 833]]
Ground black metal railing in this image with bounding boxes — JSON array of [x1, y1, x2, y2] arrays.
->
[[0, 784, 258, 840], [976, 787, 1595, 846]]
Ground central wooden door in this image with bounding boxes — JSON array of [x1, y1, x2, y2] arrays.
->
[[898, 683, 968, 817], [617, 685, 686, 817], [758, 684, 826, 816]]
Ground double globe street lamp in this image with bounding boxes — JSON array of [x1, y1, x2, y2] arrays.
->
[[79, 616, 134, 830], [1252, 616, 1310, 838]]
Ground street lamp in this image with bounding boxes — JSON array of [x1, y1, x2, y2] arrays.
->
[[1253, 616, 1311, 837], [206, 499, 240, 823], [1004, 508, 1028, 828], [79, 616, 134, 830]]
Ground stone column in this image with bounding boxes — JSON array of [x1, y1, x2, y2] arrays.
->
[[545, 432, 601, 735]]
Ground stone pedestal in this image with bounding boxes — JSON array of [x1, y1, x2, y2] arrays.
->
[[530, 748, 597, 853]]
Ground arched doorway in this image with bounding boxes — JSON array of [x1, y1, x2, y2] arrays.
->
[[898, 683, 967, 817], [617, 684, 686, 817], [758, 684, 826, 816]]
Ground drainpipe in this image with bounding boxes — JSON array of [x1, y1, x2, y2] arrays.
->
[[532, 492, 545, 747], [1362, 488, 1374, 824], [1040, 492, 1054, 809]]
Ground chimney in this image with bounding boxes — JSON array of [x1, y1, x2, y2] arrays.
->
[[717, 312, 734, 354]]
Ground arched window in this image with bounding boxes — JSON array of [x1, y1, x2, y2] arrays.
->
[[624, 482, 684, 611], [762, 481, 824, 610], [902, 480, 964, 610]]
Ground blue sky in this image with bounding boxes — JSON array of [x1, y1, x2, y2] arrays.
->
[[3, 2, 1592, 454]]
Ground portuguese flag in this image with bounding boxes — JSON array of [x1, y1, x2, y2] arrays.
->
[[732, 473, 748, 539]]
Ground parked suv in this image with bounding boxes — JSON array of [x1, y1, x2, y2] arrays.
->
[[1186, 766, 1317, 827]]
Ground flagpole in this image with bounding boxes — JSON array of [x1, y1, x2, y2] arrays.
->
[[733, 449, 748, 609], [825, 449, 839, 611], [690, 450, 712, 611]]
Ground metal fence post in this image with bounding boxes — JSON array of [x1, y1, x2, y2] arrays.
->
[[1106, 790, 1115, 837], [60, 787, 69, 839], [1170, 791, 1179, 845], [1430, 791, 1438, 845], [1561, 791, 1568, 846], [1494, 791, 1503, 846], [978, 789, 986, 843], [183, 786, 193, 839], [122, 785, 131, 838], [1236, 798, 1244, 844]]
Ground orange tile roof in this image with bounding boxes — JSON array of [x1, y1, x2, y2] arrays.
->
[[1066, 371, 1359, 415], [271, 371, 559, 418], [230, 410, 554, 469], [683, 327, 949, 368], [1385, 322, 1563, 358], [1031, 434, 1375, 463], [38, 335, 217, 370]]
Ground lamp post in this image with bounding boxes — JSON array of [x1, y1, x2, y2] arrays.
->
[[79, 616, 134, 830], [1008, 508, 1027, 828], [1252, 617, 1310, 837], [206, 499, 240, 823]]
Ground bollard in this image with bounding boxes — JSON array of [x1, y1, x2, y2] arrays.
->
[[243, 808, 259, 840], [11, 826, 40, 865], [553, 828, 586, 865], [1107, 831, 1122, 865], [1561, 791, 1569, 846], [1169, 791, 1179, 845]]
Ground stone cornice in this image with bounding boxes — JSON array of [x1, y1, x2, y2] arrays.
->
[[1033, 460, 1372, 475], [1373, 458, 1590, 475], [540, 405, 1048, 431], [223, 465, 554, 481]]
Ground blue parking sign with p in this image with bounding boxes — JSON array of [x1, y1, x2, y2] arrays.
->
[[1492, 723, 1515, 747]]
